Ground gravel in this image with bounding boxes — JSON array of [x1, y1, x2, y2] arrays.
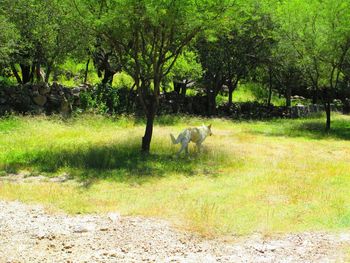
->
[[0, 200, 349, 263]]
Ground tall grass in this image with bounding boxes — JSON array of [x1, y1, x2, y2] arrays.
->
[[0, 113, 350, 237]]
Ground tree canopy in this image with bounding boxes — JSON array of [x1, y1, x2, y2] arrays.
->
[[0, 0, 350, 150]]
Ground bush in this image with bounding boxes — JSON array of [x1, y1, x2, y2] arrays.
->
[[79, 83, 135, 114], [0, 76, 16, 87]]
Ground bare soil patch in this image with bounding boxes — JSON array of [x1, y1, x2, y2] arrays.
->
[[1, 200, 350, 262]]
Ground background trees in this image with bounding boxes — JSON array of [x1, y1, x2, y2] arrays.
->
[[77, 0, 231, 152], [1, 0, 91, 84], [196, 5, 275, 115], [0, 16, 18, 67], [275, 0, 350, 130], [167, 50, 203, 97], [0, 0, 350, 151]]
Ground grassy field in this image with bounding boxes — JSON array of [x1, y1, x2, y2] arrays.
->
[[0, 113, 350, 237]]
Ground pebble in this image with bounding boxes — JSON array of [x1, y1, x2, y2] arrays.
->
[[72, 224, 95, 233], [108, 212, 121, 223]]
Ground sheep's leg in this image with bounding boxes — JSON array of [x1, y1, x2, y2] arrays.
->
[[177, 139, 190, 156], [196, 142, 202, 153]]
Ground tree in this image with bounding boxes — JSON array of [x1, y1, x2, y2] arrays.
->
[[196, 35, 227, 115], [77, 0, 230, 152], [275, 0, 350, 130], [196, 5, 274, 115], [92, 40, 122, 85], [262, 46, 304, 107], [0, 16, 18, 66], [167, 50, 203, 97], [1, 0, 91, 84]]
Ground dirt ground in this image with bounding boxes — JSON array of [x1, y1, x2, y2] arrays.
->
[[1, 200, 350, 263]]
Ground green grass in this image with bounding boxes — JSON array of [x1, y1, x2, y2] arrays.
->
[[0, 113, 350, 237], [217, 82, 287, 106], [55, 59, 134, 88], [232, 83, 258, 102]]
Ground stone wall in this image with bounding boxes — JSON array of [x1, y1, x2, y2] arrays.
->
[[289, 103, 342, 118], [0, 82, 89, 116], [0, 84, 345, 119], [159, 92, 344, 119]]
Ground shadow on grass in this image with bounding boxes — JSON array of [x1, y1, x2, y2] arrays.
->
[[249, 118, 350, 141], [297, 120, 350, 140], [4, 141, 227, 184]]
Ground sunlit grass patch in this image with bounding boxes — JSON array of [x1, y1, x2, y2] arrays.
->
[[0, 113, 350, 237], [0, 114, 235, 179]]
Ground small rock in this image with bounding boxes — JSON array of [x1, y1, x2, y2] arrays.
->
[[34, 231, 47, 240], [108, 212, 121, 223], [72, 224, 95, 233], [60, 97, 72, 117], [338, 233, 350, 242], [32, 95, 47, 106], [38, 83, 51, 95], [50, 174, 69, 183], [64, 244, 73, 250]]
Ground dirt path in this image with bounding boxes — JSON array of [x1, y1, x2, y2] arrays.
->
[[0, 200, 350, 263]]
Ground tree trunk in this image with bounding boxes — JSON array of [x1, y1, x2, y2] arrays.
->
[[35, 63, 44, 82], [20, 64, 31, 84], [285, 84, 291, 107], [228, 88, 233, 107], [127, 83, 136, 111], [84, 59, 90, 84], [142, 111, 155, 153], [102, 69, 114, 85], [30, 63, 35, 82], [11, 64, 22, 84], [228, 79, 238, 107], [45, 64, 52, 83], [267, 86, 272, 108], [181, 84, 187, 98], [207, 87, 217, 116], [322, 88, 331, 131], [325, 101, 331, 131], [141, 75, 161, 153], [267, 68, 273, 108], [53, 68, 59, 81], [173, 81, 181, 94], [312, 88, 317, 104], [228, 79, 233, 107]]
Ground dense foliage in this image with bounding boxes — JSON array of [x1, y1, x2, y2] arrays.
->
[[0, 0, 350, 151]]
